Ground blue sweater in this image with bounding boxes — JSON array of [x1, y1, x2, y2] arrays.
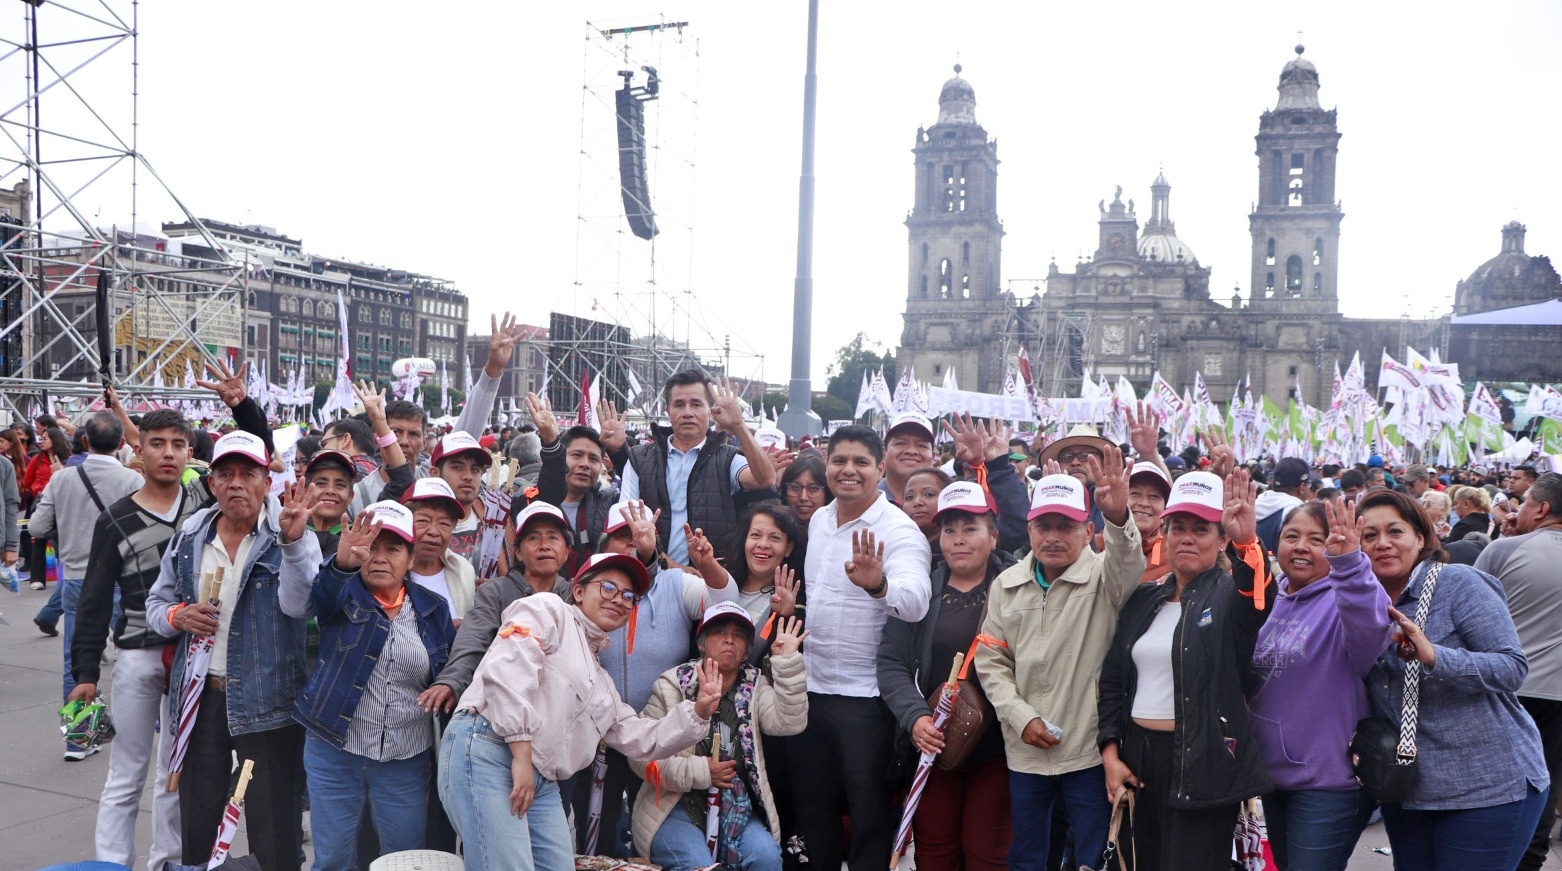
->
[[1249, 550, 1392, 791], [598, 566, 715, 712]]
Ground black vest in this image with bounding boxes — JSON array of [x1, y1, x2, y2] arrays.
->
[[628, 432, 742, 557]]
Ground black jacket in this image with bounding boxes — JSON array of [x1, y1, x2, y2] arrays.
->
[[628, 429, 743, 557], [535, 434, 619, 575], [1098, 543, 1276, 809], [878, 550, 1017, 737]]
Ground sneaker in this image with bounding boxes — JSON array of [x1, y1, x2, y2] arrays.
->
[[33, 616, 57, 636], [29, 581, 44, 591], [63, 741, 100, 761]]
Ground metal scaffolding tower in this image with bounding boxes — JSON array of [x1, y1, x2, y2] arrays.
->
[[0, 0, 243, 419]]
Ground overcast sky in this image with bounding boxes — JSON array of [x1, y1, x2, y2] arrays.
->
[[28, 1, 1562, 387]]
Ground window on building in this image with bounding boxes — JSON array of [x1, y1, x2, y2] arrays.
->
[[319, 302, 333, 319], [401, 313, 412, 329], [1286, 255, 1303, 294], [1288, 153, 1305, 207], [358, 307, 370, 324], [1265, 238, 1276, 266], [920, 243, 929, 267], [301, 299, 314, 318], [962, 241, 970, 265], [939, 258, 951, 298], [919, 274, 928, 298], [942, 164, 956, 213], [958, 161, 968, 212], [961, 273, 970, 299], [1313, 272, 1322, 294], [1265, 271, 1276, 295], [1313, 237, 1323, 266], [379, 309, 391, 326]]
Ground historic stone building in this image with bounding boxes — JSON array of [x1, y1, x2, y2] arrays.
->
[[1448, 222, 1562, 384], [897, 48, 1538, 409]]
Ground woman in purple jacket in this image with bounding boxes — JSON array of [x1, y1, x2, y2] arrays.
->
[[1249, 498, 1392, 871]]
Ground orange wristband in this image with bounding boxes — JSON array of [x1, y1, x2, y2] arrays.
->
[[167, 602, 186, 629]]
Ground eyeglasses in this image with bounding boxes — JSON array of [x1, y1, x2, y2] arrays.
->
[[1056, 450, 1102, 464], [588, 578, 641, 605], [785, 483, 825, 496]]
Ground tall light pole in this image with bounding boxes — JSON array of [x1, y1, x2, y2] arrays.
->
[[777, 0, 824, 437]]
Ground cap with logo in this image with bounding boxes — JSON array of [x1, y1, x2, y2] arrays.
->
[[304, 449, 358, 481], [1028, 474, 1089, 522], [573, 551, 652, 598], [603, 499, 639, 536], [933, 480, 996, 524], [514, 501, 569, 536], [211, 431, 269, 467], [755, 427, 787, 451], [429, 431, 491, 467], [361, 500, 416, 542], [696, 600, 756, 640], [886, 412, 935, 444], [1128, 462, 1172, 498], [401, 477, 464, 518], [1162, 471, 1224, 523]]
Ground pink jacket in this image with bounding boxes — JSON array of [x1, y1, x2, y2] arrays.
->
[[455, 593, 709, 780]]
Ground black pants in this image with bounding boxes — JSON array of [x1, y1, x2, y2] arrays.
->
[[1121, 724, 1239, 871], [568, 746, 642, 858], [181, 686, 304, 871], [1519, 696, 1562, 871], [788, 693, 896, 871]]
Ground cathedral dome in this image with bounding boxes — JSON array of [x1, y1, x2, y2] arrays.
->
[[1467, 222, 1537, 285], [1138, 233, 1195, 264], [1275, 45, 1322, 111], [937, 64, 978, 126]]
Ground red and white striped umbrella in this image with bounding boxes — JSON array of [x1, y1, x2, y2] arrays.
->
[[889, 653, 965, 869], [583, 742, 609, 854], [704, 723, 730, 860], [167, 569, 222, 792], [207, 758, 255, 869]]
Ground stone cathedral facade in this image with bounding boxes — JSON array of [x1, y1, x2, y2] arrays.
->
[[897, 49, 1559, 406]]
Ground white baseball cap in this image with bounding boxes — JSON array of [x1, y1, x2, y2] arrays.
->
[[430, 431, 490, 466], [211, 431, 268, 467], [514, 501, 568, 536], [603, 499, 638, 536], [401, 476, 463, 517], [1028, 474, 1089, 522], [362, 500, 416, 543], [755, 427, 787, 451], [1128, 462, 1173, 497], [932, 480, 995, 524], [1163, 471, 1224, 523], [886, 412, 935, 443], [697, 600, 756, 639]]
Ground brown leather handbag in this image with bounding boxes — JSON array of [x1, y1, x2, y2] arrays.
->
[[932, 634, 1003, 770]]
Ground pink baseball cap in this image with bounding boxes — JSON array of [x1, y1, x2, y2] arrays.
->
[[1162, 471, 1224, 523], [514, 501, 569, 536], [211, 431, 269, 467], [1027, 474, 1089, 522], [696, 600, 756, 639], [886, 412, 935, 443], [401, 476, 463, 518], [602, 499, 638, 536], [1128, 462, 1172, 498], [932, 480, 995, 524], [429, 431, 490, 466]]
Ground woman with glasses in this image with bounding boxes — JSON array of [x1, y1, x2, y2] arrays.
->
[[440, 552, 723, 871], [780, 452, 829, 525]]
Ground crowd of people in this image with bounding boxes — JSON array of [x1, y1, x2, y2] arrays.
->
[[8, 326, 1559, 871]]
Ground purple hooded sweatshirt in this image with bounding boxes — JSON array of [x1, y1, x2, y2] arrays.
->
[[1249, 549, 1393, 791]]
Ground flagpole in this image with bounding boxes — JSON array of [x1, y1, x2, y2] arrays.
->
[[777, 0, 824, 438]]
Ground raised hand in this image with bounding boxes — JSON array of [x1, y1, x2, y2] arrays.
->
[[1203, 425, 1234, 478], [335, 510, 385, 571], [844, 529, 885, 593], [942, 412, 984, 464], [766, 446, 795, 478], [1088, 443, 1131, 527], [685, 523, 723, 579], [769, 614, 809, 656], [523, 392, 559, 446], [352, 379, 387, 424], [770, 565, 800, 618], [196, 358, 248, 408], [1324, 497, 1362, 557], [694, 657, 724, 719], [1125, 401, 1161, 461], [622, 500, 661, 563], [1222, 466, 1257, 544], [277, 481, 316, 545], [483, 312, 524, 378], [1041, 458, 1064, 477], [597, 398, 627, 453], [709, 378, 748, 436]]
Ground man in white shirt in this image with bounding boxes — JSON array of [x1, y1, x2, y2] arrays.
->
[[791, 425, 931, 871]]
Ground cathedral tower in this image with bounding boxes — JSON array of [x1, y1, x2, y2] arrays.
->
[[1248, 46, 1343, 313], [898, 66, 1008, 393]]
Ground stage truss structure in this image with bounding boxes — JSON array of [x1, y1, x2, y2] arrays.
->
[[0, 0, 245, 421], [539, 18, 769, 423]]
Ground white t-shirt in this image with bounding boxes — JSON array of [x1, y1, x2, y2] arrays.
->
[[1131, 602, 1181, 720], [411, 569, 455, 615]]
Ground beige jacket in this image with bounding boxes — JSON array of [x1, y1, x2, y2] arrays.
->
[[629, 651, 809, 856], [441, 549, 477, 619], [455, 593, 708, 781], [974, 517, 1144, 775]]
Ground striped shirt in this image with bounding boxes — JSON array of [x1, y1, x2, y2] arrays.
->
[[343, 603, 434, 761]]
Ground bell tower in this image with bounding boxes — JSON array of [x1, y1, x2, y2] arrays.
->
[[1248, 45, 1343, 313], [898, 65, 1008, 393]]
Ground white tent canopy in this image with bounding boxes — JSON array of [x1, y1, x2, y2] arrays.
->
[[1449, 298, 1562, 326]]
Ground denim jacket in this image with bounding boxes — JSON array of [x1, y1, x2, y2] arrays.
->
[[146, 503, 323, 735], [291, 559, 454, 748]]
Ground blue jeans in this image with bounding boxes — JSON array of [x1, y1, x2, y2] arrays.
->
[[304, 735, 431, 871], [1008, 765, 1112, 871], [439, 710, 573, 871], [1381, 785, 1548, 871], [650, 811, 781, 871], [36, 572, 64, 624], [59, 577, 81, 701], [1262, 788, 1371, 871]]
